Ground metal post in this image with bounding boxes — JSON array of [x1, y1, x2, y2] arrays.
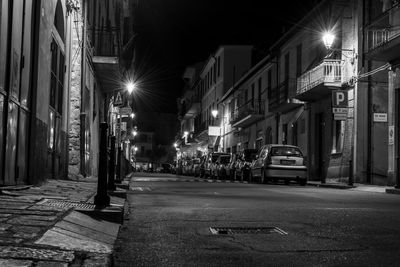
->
[[116, 110, 122, 183], [348, 146, 354, 186], [108, 135, 116, 191], [94, 122, 110, 207]]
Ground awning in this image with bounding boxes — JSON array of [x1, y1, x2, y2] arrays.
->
[[213, 136, 221, 150]]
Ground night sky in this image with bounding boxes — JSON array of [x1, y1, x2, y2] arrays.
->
[[130, 0, 319, 114]]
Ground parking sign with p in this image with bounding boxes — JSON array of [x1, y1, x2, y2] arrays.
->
[[332, 90, 348, 108]]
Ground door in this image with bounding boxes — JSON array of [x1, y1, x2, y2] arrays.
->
[[315, 112, 325, 181], [2, 0, 33, 185]]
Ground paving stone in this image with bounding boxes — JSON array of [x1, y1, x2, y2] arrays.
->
[[35, 261, 69, 267], [0, 237, 24, 244], [7, 217, 55, 227], [82, 252, 111, 267], [0, 223, 12, 231], [0, 209, 59, 215], [11, 225, 42, 239], [0, 259, 33, 267], [28, 205, 68, 212], [0, 245, 75, 262]]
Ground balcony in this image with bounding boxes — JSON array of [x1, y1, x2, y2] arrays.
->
[[296, 59, 343, 101], [365, 4, 400, 62], [231, 99, 265, 128], [269, 78, 302, 113], [90, 28, 121, 93]]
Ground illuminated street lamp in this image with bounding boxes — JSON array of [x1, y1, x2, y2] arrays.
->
[[126, 82, 136, 94], [211, 109, 218, 118], [322, 31, 335, 49], [130, 112, 135, 119]]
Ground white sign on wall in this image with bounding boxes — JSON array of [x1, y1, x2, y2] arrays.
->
[[373, 113, 387, 122], [208, 126, 221, 136]]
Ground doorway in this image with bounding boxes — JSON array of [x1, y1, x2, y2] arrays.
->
[[315, 112, 325, 181]]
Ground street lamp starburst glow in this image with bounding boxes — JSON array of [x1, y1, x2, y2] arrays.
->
[[126, 82, 136, 94]]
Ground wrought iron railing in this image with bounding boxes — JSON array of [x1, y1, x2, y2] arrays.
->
[[365, 3, 400, 51], [230, 99, 265, 124], [88, 28, 121, 57], [296, 59, 343, 95], [268, 79, 297, 110]]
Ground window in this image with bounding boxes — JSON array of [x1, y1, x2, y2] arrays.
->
[[217, 57, 221, 76], [267, 70, 272, 99], [251, 83, 255, 108], [296, 44, 302, 77], [282, 124, 288, 145], [332, 120, 345, 153], [213, 62, 217, 83]]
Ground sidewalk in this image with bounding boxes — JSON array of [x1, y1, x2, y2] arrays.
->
[[307, 180, 400, 195], [0, 174, 131, 266]]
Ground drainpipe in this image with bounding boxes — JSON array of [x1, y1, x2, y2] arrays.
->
[[80, 0, 87, 177]]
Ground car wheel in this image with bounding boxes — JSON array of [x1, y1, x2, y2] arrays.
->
[[299, 179, 307, 186], [249, 171, 253, 183]]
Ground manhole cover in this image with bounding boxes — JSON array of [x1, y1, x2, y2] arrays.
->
[[37, 199, 96, 210], [209, 227, 287, 235]]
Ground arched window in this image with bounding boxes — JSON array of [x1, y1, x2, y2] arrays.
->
[[54, 0, 64, 41]]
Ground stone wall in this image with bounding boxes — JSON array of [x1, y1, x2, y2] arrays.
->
[[68, 8, 83, 179]]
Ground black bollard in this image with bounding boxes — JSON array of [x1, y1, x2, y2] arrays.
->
[[116, 147, 122, 183], [395, 157, 400, 189], [94, 122, 110, 207], [108, 136, 116, 191]]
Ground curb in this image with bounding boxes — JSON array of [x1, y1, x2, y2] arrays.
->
[[306, 182, 355, 189]]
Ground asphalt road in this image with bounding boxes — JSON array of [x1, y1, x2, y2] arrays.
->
[[113, 173, 400, 267]]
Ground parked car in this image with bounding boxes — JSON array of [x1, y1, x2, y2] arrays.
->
[[250, 144, 307, 185], [161, 163, 173, 173], [234, 148, 258, 181], [191, 158, 201, 177], [201, 152, 230, 178], [226, 153, 239, 180], [214, 154, 232, 179]]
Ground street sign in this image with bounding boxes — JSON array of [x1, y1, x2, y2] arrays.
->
[[389, 126, 394, 145], [333, 107, 348, 114], [120, 106, 132, 115], [373, 113, 387, 122], [332, 90, 348, 108], [114, 91, 123, 106], [334, 113, 347, 121]]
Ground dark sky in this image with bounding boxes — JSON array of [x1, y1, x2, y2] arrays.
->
[[130, 0, 319, 114]]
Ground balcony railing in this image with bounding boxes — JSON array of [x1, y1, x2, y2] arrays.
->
[[366, 4, 400, 51], [230, 99, 265, 125], [89, 28, 121, 57], [296, 59, 343, 96], [269, 78, 297, 111]]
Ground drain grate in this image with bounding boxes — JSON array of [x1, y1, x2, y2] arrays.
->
[[209, 227, 288, 235], [37, 199, 96, 210]]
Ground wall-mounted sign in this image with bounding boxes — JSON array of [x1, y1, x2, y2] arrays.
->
[[114, 91, 123, 106], [389, 126, 394, 145], [332, 90, 348, 108], [208, 126, 220, 136], [373, 113, 387, 122], [333, 107, 348, 114], [334, 113, 347, 121]]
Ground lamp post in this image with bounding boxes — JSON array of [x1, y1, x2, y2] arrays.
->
[[322, 31, 357, 185], [116, 81, 136, 183]]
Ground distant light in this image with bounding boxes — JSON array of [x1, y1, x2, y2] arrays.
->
[[173, 143, 178, 148], [132, 130, 137, 136], [211, 109, 218, 118], [184, 131, 189, 137], [322, 31, 335, 49], [126, 82, 136, 94], [130, 112, 135, 119]]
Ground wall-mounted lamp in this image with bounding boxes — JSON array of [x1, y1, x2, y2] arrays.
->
[[322, 31, 357, 63], [211, 109, 218, 118]]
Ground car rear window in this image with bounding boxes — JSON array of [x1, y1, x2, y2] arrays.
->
[[270, 147, 302, 157]]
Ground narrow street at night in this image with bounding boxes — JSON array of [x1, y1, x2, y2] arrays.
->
[[114, 173, 400, 267]]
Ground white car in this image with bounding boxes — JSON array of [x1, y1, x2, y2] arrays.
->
[[250, 144, 307, 185]]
